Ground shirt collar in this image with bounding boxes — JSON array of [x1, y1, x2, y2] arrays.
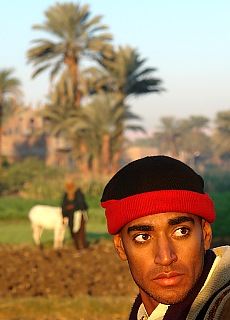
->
[[138, 302, 169, 320]]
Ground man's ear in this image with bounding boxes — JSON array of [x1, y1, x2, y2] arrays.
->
[[113, 234, 127, 261], [202, 219, 212, 250]]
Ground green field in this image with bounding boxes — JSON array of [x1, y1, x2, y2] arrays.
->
[[0, 195, 109, 245], [0, 192, 229, 245]]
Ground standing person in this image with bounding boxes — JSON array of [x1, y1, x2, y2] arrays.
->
[[101, 155, 230, 319], [62, 178, 88, 252]]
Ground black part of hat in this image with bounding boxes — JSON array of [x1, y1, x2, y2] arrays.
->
[[101, 155, 205, 202]]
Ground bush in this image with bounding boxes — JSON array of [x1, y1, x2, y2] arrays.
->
[[1, 157, 109, 199], [203, 169, 230, 193], [1, 157, 66, 199], [80, 176, 110, 198]]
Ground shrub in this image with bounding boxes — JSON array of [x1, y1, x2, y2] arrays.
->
[[1, 157, 66, 199], [203, 169, 230, 193], [1, 157, 109, 199]]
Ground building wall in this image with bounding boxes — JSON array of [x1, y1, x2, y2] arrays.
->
[[2, 107, 72, 167]]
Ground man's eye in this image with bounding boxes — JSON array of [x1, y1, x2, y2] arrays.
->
[[134, 234, 150, 243], [174, 227, 190, 238]]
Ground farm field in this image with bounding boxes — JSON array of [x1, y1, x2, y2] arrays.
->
[[0, 237, 228, 320], [0, 296, 134, 320], [0, 240, 138, 320], [0, 193, 229, 319]]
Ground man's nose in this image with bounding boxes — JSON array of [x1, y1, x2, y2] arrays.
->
[[154, 235, 177, 266]]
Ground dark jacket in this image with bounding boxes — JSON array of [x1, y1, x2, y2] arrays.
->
[[61, 189, 88, 232]]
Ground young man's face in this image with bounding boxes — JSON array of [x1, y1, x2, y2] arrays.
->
[[113, 212, 212, 312]]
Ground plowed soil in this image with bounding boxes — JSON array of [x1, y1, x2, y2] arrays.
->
[[0, 237, 228, 299], [0, 240, 138, 299]]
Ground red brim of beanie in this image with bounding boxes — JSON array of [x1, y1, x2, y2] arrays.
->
[[101, 190, 216, 235]]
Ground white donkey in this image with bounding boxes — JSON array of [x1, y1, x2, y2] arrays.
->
[[28, 205, 68, 249]]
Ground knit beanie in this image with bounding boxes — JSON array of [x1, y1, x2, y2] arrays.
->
[[101, 155, 216, 235]]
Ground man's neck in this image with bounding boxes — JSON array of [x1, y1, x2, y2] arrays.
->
[[139, 289, 159, 316]]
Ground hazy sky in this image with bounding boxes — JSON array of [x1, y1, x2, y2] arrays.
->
[[1, 0, 230, 133]]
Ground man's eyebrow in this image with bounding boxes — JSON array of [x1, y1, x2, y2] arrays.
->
[[127, 216, 195, 233], [168, 216, 195, 226], [127, 225, 154, 234]]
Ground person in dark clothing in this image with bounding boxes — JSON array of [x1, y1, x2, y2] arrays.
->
[[61, 178, 88, 251]]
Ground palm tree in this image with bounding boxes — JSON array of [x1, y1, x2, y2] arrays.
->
[[178, 116, 211, 168], [0, 68, 21, 171], [99, 45, 164, 170], [100, 45, 163, 97], [39, 54, 151, 173], [38, 68, 105, 172], [27, 2, 113, 106], [153, 116, 181, 157], [63, 93, 145, 175], [213, 110, 230, 164]]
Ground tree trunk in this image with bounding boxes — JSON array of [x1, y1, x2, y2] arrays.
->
[[111, 132, 123, 175], [0, 104, 2, 171], [111, 98, 126, 174], [92, 156, 99, 175], [65, 57, 81, 108], [0, 104, 2, 195], [169, 137, 178, 158], [101, 133, 110, 175]]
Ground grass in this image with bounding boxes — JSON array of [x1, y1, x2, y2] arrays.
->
[[0, 296, 134, 320], [0, 192, 229, 245], [0, 194, 102, 220], [0, 194, 109, 245], [210, 191, 230, 237], [0, 219, 110, 245]]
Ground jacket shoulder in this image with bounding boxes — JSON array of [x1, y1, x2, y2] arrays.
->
[[206, 285, 230, 319], [219, 296, 230, 320]]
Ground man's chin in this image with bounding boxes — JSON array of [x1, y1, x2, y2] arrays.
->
[[144, 289, 189, 305]]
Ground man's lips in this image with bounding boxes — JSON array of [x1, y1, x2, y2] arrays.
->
[[153, 272, 184, 286]]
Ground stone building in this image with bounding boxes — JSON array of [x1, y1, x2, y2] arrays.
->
[[2, 107, 72, 167]]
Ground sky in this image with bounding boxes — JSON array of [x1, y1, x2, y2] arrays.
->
[[1, 0, 230, 135]]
